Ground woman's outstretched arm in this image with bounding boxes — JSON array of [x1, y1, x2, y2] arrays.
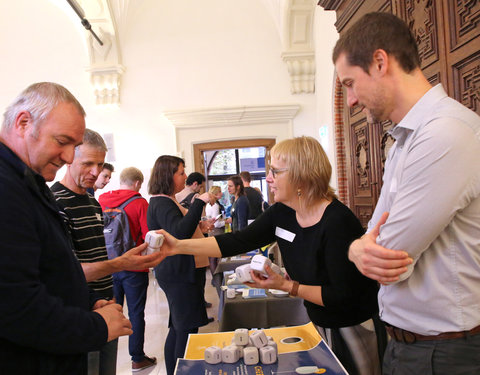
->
[[158, 229, 222, 258]]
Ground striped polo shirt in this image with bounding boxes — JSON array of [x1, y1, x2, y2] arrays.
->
[[51, 182, 113, 299]]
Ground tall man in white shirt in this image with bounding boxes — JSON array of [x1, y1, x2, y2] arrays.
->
[[333, 12, 480, 374]]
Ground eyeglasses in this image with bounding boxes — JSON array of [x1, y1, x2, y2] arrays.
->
[[268, 167, 289, 178]]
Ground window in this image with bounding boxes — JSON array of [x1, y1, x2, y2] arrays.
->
[[203, 146, 268, 208]]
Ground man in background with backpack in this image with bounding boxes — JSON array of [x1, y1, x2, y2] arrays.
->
[[175, 171, 205, 209], [99, 167, 157, 372], [51, 129, 163, 374]]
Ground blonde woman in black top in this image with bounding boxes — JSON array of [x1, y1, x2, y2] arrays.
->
[[156, 137, 383, 375]]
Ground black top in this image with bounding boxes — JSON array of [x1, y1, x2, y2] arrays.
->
[[0, 142, 106, 374], [216, 199, 379, 328], [179, 192, 196, 209], [147, 196, 205, 284], [231, 195, 249, 231], [244, 186, 264, 220]]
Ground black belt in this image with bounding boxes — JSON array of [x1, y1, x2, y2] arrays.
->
[[385, 323, 480, 344]]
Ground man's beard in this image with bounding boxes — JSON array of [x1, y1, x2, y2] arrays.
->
[[364, 105, 386, 125]]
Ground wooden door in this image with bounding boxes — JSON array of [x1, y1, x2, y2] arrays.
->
[[441, 0, 480, 114], [319, 0, 480, 227], [325, 0, 395, 228]]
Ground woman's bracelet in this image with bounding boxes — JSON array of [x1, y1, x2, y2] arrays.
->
[[289, 280, 300, 296]]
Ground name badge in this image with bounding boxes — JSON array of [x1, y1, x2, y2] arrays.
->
[[275, 227, 296, 242], [96, 213, 102, 221]]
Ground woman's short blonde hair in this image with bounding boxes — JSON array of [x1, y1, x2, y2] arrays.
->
[[209, 185, 222, 195], [270, 136, 336, 207]]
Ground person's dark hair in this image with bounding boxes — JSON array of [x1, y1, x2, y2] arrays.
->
[[148, 155, 185, 196], [102, 162, 114, 173], [186, 172, 205, 186], [228, 175, 245, 196], [239, 171, 251, 183], [332, 12, 420, 73]]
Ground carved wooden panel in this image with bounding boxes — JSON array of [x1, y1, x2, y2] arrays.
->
[[427, 72, 442, 86], [355, 204, 375, 229], [379, 121, 395, 172], [447, 1, 480, 50], [379, 0, 393, 13], [445, 0, 480, 115], [349, 104, 363, 117], [332, 0, 392, 33], [319, 0, 480, 223], [350, 119, 376, 199], [334, 0, 364, 33], [452, 52, 480, 114], [403, 0, 440, 69]]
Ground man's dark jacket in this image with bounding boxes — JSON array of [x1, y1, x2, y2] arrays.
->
[[0, 142, 107, 374]]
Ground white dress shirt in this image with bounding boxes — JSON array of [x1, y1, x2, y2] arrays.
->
[[367, 84, 480, 335], [206, 202, 225, 229]]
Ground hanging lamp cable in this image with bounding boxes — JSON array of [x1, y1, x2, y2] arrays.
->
[[65, 0, 103, 46]]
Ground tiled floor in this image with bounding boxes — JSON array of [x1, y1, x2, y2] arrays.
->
[[116, 271, 220, 375]]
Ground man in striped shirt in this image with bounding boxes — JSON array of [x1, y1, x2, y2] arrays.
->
[[51, 129, 163, 375]]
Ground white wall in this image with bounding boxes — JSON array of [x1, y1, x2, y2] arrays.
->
[[0, 0, 338, 198], [313, 6, 339, 188]]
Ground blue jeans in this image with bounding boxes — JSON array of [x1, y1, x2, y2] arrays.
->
[[113, 271, 149, 362]]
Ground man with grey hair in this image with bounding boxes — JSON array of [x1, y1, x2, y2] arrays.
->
[[0, 82, 132, 374], [51, 130, 163, 375]]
